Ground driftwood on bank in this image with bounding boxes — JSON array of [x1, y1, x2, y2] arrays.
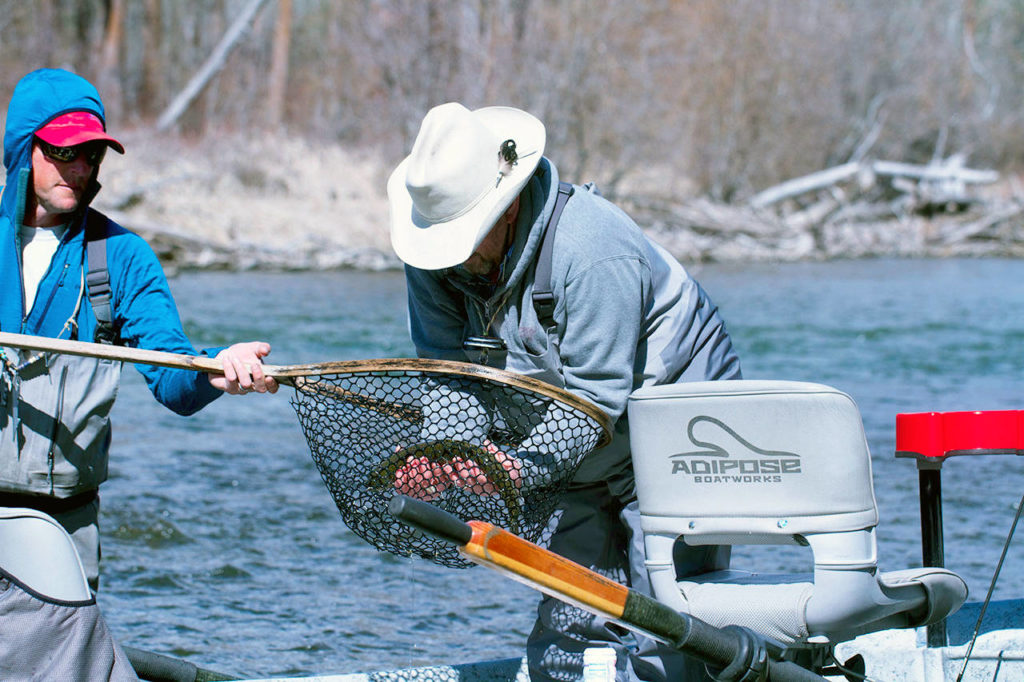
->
[[624, 156, 1024, 263], [748, 156, 999, 209]]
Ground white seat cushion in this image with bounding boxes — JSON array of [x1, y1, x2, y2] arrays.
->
[[629, 380, 968, 646]]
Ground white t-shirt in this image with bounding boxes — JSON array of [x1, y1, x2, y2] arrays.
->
[[19, 224, 66, 310]]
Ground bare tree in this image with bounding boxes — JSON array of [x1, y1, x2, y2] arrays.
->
[[3, 0, 1024, 197], [96, 0, 125, 123], [155, 0, 270, 132], [266, 0, 292, 129], [139, 0, 165, 120]]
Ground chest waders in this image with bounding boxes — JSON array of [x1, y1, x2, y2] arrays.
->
[[0, 210, 122, 501], [461, 182, 631, 483], [517, 185, 733, 682]]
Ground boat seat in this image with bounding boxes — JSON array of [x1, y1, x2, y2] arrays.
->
[[628, 380, 968, 647], [0, 506, 92, 601]]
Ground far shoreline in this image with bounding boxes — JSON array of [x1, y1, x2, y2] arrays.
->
[[92, 130, 1024, 273]]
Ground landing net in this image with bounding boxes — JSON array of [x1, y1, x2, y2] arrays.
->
[[288, 359, 611, 568]]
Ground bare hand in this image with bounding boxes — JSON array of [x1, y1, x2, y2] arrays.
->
[[208, 341, 279, 395], [389, 440, 522, 500], [446, 440, 522, 495], [393, 454, 451, 500]]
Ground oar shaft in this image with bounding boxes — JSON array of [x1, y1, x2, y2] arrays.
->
[[463, 519, 628, 617], [389, 495, 826, 682]]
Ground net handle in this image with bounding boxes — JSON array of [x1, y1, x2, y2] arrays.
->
[[0, 331, 296, 386], [0, 332, 612, 445]]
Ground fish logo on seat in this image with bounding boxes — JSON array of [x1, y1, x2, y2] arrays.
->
[[668, 416, 802, 481]]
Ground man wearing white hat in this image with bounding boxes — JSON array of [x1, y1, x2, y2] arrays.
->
[[388, 102, 741, 681]]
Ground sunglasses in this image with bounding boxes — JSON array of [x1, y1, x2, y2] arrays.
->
[[36, 138, 107, 166]]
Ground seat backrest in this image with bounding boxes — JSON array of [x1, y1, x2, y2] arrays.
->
[[0, 507, 92, 601], [628, 380, 969, 647], [629, 380, 878, 546]]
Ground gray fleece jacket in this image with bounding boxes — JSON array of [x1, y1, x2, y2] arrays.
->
[[404, 158, 741, 484]]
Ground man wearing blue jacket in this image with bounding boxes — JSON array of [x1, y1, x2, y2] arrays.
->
[[387, 102, 741, 681], [0, 68, 279, 591]]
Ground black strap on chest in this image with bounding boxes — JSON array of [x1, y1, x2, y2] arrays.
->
[[532, 181, 574, 330], [84, 210, 118, 344]]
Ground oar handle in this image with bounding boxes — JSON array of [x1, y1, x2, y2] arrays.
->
[[388, 494, 472, 545], [389, 495, 826, 682]]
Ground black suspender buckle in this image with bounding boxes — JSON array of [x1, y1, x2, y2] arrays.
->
[[532, 291, 556, 324]]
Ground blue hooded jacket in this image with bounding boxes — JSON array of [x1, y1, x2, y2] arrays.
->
[[0, 68, 221, 415]]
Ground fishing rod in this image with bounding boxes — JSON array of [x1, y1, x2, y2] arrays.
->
[[388, 494, 827, 682]]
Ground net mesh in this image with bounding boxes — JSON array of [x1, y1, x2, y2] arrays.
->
[[288, 360, 608, 568]]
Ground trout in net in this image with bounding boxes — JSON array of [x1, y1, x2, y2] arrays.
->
[[366, 439, 523, 533], [288, 359, 612, 568]]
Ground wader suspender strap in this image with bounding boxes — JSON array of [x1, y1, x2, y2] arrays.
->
[[84, 211, 117, 344], [532, 181, 574, 330]]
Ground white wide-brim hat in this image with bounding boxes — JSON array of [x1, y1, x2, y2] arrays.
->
[[388, 102, 546, 270]]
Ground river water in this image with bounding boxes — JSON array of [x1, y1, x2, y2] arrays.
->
[[96, 258, 1024, 678]]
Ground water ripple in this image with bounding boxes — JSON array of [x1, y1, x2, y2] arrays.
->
[[94, 263, 1024, 676]]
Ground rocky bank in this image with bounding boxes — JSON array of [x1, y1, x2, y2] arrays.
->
[[91, 130, 1024, 272], [91, 130, 399, 273]]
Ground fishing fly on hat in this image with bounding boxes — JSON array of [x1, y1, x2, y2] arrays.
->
[[36, 111, 124, 154], [388, 102, 546, 270]]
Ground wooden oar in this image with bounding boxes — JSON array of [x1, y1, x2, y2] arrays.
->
[[389, 495, 828, 682]]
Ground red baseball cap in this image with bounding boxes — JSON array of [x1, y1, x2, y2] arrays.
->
[[35, 111, 124, 154]]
